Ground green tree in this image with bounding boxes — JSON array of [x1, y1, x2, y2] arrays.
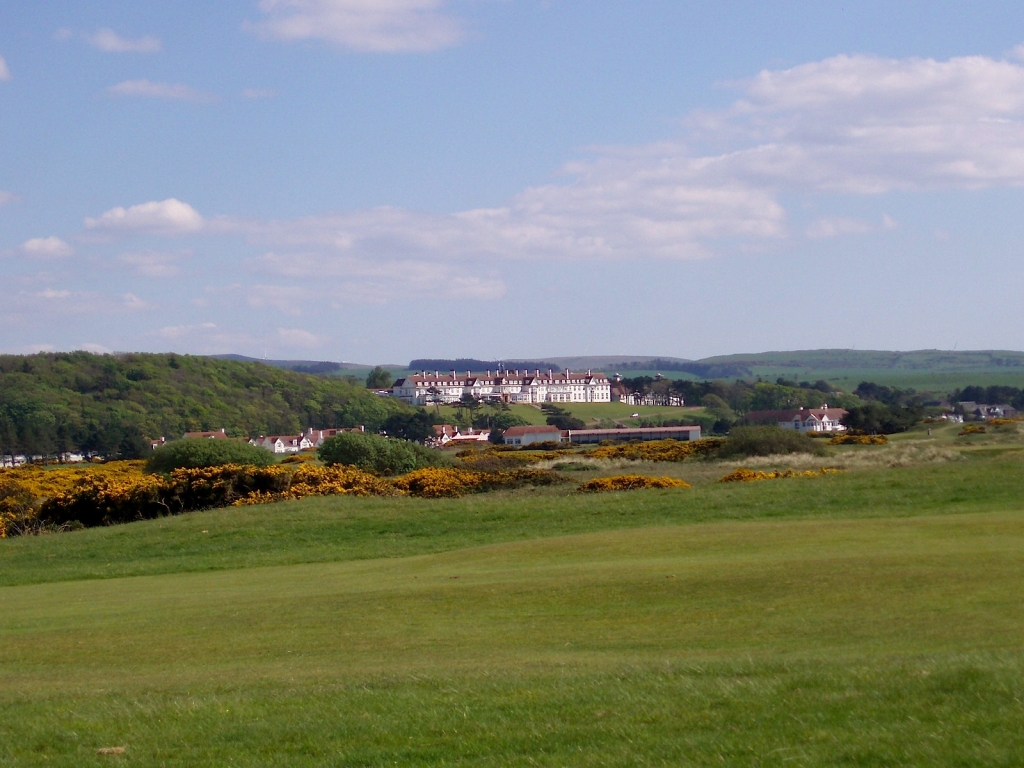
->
[[383, 411, 436, 442], [366, 366, 393, 389], [319, 432, 446, 475], [147, 438, 274, 473]]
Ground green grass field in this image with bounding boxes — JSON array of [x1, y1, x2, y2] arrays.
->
[[3, 431, 1024, 765]]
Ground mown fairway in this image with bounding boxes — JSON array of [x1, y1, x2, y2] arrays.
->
[[2, 450, 1024, 766]]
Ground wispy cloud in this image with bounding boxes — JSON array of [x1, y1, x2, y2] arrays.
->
[[0, 55, 11, 81], [117, 250, 185, 277], [248, 0, 465, 53], [86, 199, 204, 235], [0, 191, 16, 207], [107, 79, 217, 102], [86, 28, 162, 53], [22, 236, 75, 258]]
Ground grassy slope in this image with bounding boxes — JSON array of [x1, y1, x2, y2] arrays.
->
[[2, 451, 1020, 587], [3, 447, 1024, 765]]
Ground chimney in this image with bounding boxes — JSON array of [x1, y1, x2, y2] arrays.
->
[[536, 369, 540, 376], [548, 369, 552, 378], [452, 370, 456, 378], [435, 370, 438, 378]]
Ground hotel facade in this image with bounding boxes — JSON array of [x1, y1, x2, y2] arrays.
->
[[391, 369, 612, 406]]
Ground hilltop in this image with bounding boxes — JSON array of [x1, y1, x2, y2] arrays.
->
[[0, 352, 411, 458]]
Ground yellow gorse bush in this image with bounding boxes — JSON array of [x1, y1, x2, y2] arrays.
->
[[392, 467, 565, 498], [0, 461, 147, 501], [234, 463, 396, 505], [718, 467, 844, 483], [577, 475, 691, 493], [588, 438, 722, 463], [958, 424, 987, 436], [829, 434, 888, 445]]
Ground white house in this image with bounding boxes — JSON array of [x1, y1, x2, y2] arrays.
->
[[392, 369, 611, 406], [778, 406, 848, 433]]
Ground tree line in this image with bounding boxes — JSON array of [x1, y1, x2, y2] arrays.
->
[[0, 352, 412, 460]]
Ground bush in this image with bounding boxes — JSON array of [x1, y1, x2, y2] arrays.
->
[[318, 432, 447, 475], [392, 467, 564, 498], [589, 438, 722, 463], [0, 478, 41, 537], [718, 467, 843, 483], [147, 438, 273, 473], [717, 427, 826, 458], [829, 433, 888, 445], [577, 475, 691, 493]]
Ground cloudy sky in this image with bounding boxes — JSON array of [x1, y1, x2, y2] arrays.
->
[[2, 1, 1023, 364]]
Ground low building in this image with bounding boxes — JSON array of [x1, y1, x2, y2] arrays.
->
[[502, 425, 565, 446], [392, 369, 611, 406], [566, 425, 701, 444]]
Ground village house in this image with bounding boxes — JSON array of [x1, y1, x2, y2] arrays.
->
[[392, 369, 611, 406], [745, 406, 849, 433], [430, 424, 492, 447], [958, 402, 1018, 420], [249, 426, 366, 454]]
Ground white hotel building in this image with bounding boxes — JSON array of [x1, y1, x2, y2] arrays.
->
[[391, 369, 612, 406]]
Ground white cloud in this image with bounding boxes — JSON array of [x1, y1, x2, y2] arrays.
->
[[804, 215, 897, 239], [122, 293, 148, 310], [276, 327, 326, 349], [22, 236, 74, 258], [694, 51, 1024, 193], [250, 253, 506, 303], [0, 191, 16, 207], [37, 289, 71, 300], [0, 55, 11, 81], [86, 198, 204, 235], [107, 79, 217, 102], [86, 28, 162, 53], [249, 0, 465, 53]]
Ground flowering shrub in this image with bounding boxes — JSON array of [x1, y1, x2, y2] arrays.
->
[[829, 434, 888, 445], [0, 478, 40, 538], [42, 473, 168, 527], [959, 424, 987, 436], [392, 467, 564, 498], [0, 461, 147, 502], [589, 439, 722, 463], [718, 467, 844, 483], [235, 463, 396, 505], [281, 452, 319, 464], [577, 475, 691, 493]]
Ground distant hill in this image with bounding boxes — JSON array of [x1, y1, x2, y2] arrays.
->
[[208, 354, 395, 375], [403, 350, 1024, 391], [0, 352, 411, 459]]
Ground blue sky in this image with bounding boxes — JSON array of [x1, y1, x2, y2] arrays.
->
[[2, 1, 1023, 364]]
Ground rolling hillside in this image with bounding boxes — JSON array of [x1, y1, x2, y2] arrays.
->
[[0, 352, 411, 458]]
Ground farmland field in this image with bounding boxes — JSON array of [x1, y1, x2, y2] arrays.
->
[[2, 425, 1024, 766]]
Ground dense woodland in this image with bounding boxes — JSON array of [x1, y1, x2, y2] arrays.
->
[[0, 353, 411, 459]]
